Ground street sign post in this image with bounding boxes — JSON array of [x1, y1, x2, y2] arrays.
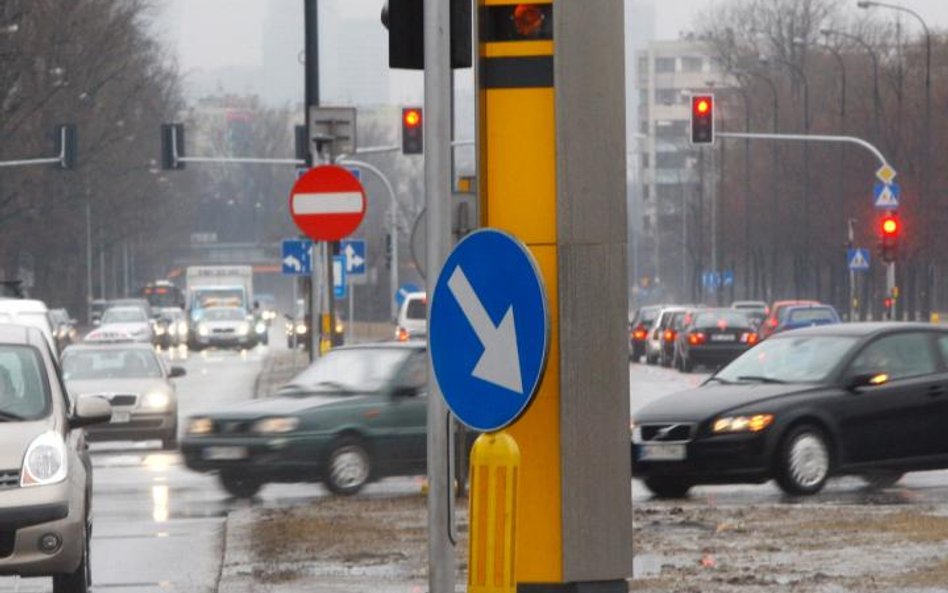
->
[[848, 248, 871, 272], [429, 229, 549, 432], [282, 239, 313, 276], [289, 164, 367, 242], [873, 182, 900, 210]]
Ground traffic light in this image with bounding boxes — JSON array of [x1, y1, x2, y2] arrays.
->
[[55, 124, 77, 169], [381, 0, 472, 70], [690, 94, 714, 145], [160, 123, 185, 170], [879, 211, 900, 263], [402, 107, 423, 155]]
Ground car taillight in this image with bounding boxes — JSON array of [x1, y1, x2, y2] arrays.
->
[[688, 332, 706, 345], [633, 326, 648, 341], [768, 318, 778, 327], [396, 327, 410, 342], [741, 332, 759, 345], [663, 330, 676, 342]]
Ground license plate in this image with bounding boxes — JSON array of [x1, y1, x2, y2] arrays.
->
[[711, 334, 736, 342], [202, 446, 248, 461], [638, 443, 686, 461], [111, 411, 131, 423]]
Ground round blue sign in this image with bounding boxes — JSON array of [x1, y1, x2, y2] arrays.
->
[[429, 229, 549, 432]]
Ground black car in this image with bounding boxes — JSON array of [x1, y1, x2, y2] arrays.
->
[[672, 308, 759, 372], [632, 323, 948, 498]]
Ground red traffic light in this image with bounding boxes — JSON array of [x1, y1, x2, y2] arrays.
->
[[513, 4, 545, 37], [881, 216, 898, 236], [696, 99, 710, 114], [403, 108, 422, 128], [690, 94, 714, 145]]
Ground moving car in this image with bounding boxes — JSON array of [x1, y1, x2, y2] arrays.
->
[[181, 342, 434, 498], [96, 306, 154, 344], [772, 304, 841, 334], [672, 308, 759, 372], [0, 324, 112, 592], [395, 292, 427, 341], [730, 300, 768, 329], [49, 309, 78, 353], [629, 305, 664, 361], [191, 306, 257, 351], [61, 340, 185, 450], [0, 299, 57, 354], [632, 323, 948, 498], [759, 299, 820, 339], [154, 307, 188, 349]]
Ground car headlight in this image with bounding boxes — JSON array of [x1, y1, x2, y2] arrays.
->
[[295, 324, 307, 335], [142, 390, 172, 410], [712, 414, 774, 434], [21, 432, 68, 487], [253, 417, 300, 434], [155, 326, 166, 336], [178, 321, 189, 335], [188, 417, 213, 435], [236, 322, 250, 336], [198, 324, 209, 337], [255, 322, 267, 335]]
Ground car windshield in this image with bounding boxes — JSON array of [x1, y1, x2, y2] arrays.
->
[[0, 346, 49, 421], [716, 335, 859, 384], [280, 348, 412, 395], [195, 290, 244, 308], [202, 308, 246, 321], [639, 308, 660, 324], [62, 348, 163, 380], [102, 308, 146, 323]]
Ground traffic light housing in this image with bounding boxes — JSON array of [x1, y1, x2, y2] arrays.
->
[[160, 123, 185, 170], [879, 211, 900, 264], [402, 107, 423, 155], [381, 0, 472, 70], [690, 94, 714, 145], [55, 124, 77, 169]]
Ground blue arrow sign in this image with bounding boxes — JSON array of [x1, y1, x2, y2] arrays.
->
[[430, 229, 549, 432], [333, 255, 346, 298], [848, 248, 871, 272], [721, 270, 734, 288], [873, 182, 900, 210], [282, 239, 312, 276], [340, 239, 366, 275]]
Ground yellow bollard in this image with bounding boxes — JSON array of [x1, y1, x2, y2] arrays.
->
[[468, 431, 521, 593]]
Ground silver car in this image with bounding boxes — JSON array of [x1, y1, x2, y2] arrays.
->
[[0, 324, 111, 592], [192, 307, 257, 350], [96, 306, 154, 344], [61, 341, 185, 450]]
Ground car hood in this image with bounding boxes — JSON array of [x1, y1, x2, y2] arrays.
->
[[101, 322, 150, 334], [198, 393, 370, 419], [68, 378, 170, 397], [633, 382, 821, 424], [0, 419, 55, 470]]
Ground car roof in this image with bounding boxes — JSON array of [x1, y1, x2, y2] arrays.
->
[[0, 323, 51, 347], [772, 321, 940, 338], [63, 341, 157, 353], [104, 306, 146, 314], [0, 299, 49, 313]]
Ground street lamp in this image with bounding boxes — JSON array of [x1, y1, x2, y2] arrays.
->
[[858, 0, 932, 319], [820, 28, 881, 142]]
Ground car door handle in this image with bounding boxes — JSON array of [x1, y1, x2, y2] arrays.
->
[[928, 386, 947, 398]]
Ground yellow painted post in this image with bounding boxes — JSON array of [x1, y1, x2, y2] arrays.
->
[[468, 431, 521, 593]]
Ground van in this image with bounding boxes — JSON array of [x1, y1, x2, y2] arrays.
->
[[395, 292, 427, 341], [0, 299, 57, 353]]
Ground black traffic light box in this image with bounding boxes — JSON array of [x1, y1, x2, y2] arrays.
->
[[402, 107, 423, 155], [382, 0, 472, 70], [690, 94, 714, 145], [879, 211, 900, 264], [160, 123, 185, 170], [55, 124, 77, 169]]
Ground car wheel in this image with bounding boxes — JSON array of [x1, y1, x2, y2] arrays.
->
[[325, 437, 371, 496], [53, 514, 91, 593], [861, 471, 903, 490], [161, 428, 178, 451], [219, 471, 263, 499], [775, 424, 831, 496], [643, 477, 691, 499]]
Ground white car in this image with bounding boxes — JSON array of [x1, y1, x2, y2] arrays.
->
[[96, 306, 154, 343], [0, 299, 57, 353], [644, 306, 686, 365], [395, 292, 427, 341]]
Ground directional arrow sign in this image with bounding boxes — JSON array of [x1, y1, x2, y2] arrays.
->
[[281, 239, 312, 276], [340, 239, 366, 275], [429, 229, 549, 432]]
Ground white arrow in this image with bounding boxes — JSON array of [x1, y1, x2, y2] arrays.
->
[[447, 266, 524, 394], [344, 243, 365, 272], [283, 255, 302, 272]]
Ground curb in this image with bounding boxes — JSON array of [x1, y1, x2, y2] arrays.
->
[[217, 507, 258, 593]]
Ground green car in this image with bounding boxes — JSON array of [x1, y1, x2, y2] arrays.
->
[[181, 342, 432, 498]]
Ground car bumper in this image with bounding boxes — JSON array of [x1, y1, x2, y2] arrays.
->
[[180, 435, 329, 480], [631, 432, 773, 485], [85, 411, 176, 442], [686, 344, 748, 365], [0, 481, 84, 577], [194, 334, 255, 348]]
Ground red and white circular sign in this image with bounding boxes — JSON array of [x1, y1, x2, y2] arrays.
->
[[289, 165, 366, 241]]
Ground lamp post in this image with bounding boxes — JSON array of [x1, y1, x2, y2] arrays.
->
[[858, 1, 932, 318], [733, 85, 753, 299], [821, 29, 881, 142], [820, 35, 849, 312]]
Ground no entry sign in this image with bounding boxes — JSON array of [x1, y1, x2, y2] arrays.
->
[[289, 165, 366, 241]]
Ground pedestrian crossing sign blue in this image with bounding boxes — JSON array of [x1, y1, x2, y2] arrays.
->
[[873, 182, 900, 210], [848, 248, 870, 272]]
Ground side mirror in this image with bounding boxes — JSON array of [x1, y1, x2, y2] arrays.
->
[[92, 319, 101, 326], [169, 366, 187, 378], [70, 396, 112, 428], [846, 372, 889, 391], [392, 385, 419, 398]]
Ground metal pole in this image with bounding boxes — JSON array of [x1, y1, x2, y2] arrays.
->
[[304, 0, 319, 361], [347, 274, 353, 344], [123, 241, 129, 297], [424, 0, 456, 588], [86, 201, 93, 324], [716, 132, 892, 170], [848, 218, 856, 321]]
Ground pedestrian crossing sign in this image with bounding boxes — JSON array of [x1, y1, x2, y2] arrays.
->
[[848, 248, 870, 272], [873, 182, 900, 210]]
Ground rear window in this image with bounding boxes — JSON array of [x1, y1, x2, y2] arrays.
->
[[406, 299, 427, 321], [787, 308, 838, 324], [0, 346, 50, 420], [692, 311, 753, 328]]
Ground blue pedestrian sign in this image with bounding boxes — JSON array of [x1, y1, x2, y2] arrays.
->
[[873, 182, 900, 210], [721, 270, 734, 288], [848, 248, 871, 272], [282, 239, 312, 276], [340, 239, 366, 275], [333, 255, 346, 298], [430, 229, 549, 432]]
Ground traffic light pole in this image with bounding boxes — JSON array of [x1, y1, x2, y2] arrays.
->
[[716, 132, 892, 171]]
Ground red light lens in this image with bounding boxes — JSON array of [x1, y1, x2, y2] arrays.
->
[[696, 100, 710, 114], [404, 110, 421, 128], [882, 218, 898, 235], [513, 4, 545, 37]]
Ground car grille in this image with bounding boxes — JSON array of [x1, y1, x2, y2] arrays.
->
[[0, 469, 19, 490], [635, 423, 695, 444], [215, 420, 253, 435], [0, 531, 13, 558], [108, 394, 138, 407]]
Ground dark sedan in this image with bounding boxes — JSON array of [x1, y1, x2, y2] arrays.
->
[[672, 308, 759, 372], [632, 323, 948, 498], [181, 342, 462, 498]]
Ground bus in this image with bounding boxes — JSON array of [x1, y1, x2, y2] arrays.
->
[[140, 280, 185, 310]]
